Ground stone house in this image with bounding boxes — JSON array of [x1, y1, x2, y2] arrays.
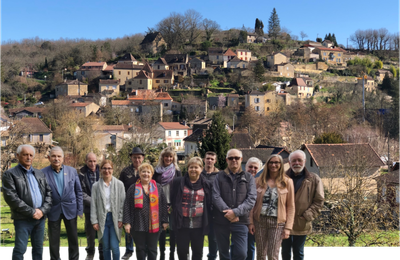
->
[[236, 49, 252, 61], [266, 52, 288, 68], [247, 32, 257, 43], [8, 107, 45, 119], [69, 102, 100, 117], [314, 47, 344, 65], [288, 78, 313, 98], [223, 48, 237, 62], [127, 90, 173, 112], [275, 63, 294, 78], [93, 125, 128, 152], [189, 58, 206, 71], [152, 58, 169, 70], [111, 100, 163, 120], [162, 54, 189, 77], [99, 79, 120, 96], [357, 76, 376, 92], [227, 57, 249, 69], [125, 63, 174, 91], [55, 80, 88, 97], [375, 69, 393, 82], [226, 94, 239, 110], [208, 47, 224, 64], [375, 162, 399, 212], [113, 53, 144, 86], [75, 62, 108, 81], [322, 40, 333, 48], [140, 32, 167, 54], [245, 90, 265, 114]]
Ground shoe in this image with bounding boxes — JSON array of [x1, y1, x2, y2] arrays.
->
[[122, 252, 133, 259], [85, 255, 94, 260]]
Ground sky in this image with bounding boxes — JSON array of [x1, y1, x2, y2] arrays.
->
[[1, 0, 399, 47]]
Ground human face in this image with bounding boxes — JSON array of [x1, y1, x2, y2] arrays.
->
[[163, 154, 174, 167], [188, 163, 202, 182], [101, 163, 113, 179], [289, 153, 305, 174], [49, 150, 64, 171], [204, 155, 216, 168], [86, 153, 97, 172], [246, 162, 260, 177], [226, 150, 242, 173], [267, 157, 281, 174], [139, 167, 153, 184], [131, 154, 144, 169], [17, 147, 35, 169]]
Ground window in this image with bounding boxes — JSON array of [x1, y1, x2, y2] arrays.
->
[[243, 64, 245, 68], [140, 80, 142, 84], [39, 135, 43, 142], [184, 130, 187, 136], [255, 106, 260, 111], [266, 99, 271, 103], [310, 159, 313, 167], [128, 71, 130, 75], [245, 57, 247, 60], [287, 67, 289, 70], [267, 107, 270, 111], [216, 55, 219, 59], [164, 103, 168, 107], [164, 80, 168, 83], [254, 98, 259, 103], [128, 82, 131, 85], [156, 80, 160, 83], [339, 58, 341, 62], [176, 131, 179, 136], [175, 141, 181, 147], [338, 53, 341, 56], [323, 52, 326, 56], [241, 52, 243, 55], [168, 131, 171, 136], [81, 71, 85, 75], [158, 65, 160, 69], [119, 71, 121, 75]]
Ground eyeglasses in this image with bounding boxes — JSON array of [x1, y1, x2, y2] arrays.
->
[[102, 167, 113, 171], [227, 157, 241, 161], [268, 161, 281, 165], [248, 166, 258, 169]]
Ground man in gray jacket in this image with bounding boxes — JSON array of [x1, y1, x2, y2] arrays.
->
[[2, 144, 52, 260], [212, 149, 257, 260]]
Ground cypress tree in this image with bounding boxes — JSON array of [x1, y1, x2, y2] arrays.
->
[[268, 8, 281, 40], [197, 111, 231, 169]]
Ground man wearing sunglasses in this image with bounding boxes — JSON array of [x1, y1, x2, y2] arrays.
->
[[212, 149, 257, 260]]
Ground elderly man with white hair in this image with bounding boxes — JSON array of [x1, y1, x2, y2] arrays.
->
[[212, 149, 257, 260], [2, 144, 53, 260], [281, 150, 324, 260]]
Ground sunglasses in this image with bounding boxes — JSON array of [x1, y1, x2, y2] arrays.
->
[[227, 157, 241, 161]]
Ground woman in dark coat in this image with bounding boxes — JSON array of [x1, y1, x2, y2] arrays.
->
[[153, 147, 182, 260], [170, 157, 212, 260], [123, 163, 168, 260]]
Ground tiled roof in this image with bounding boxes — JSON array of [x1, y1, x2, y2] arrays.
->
[[230, 133, 254, 148], [375, 170, 399, 184], [188, 117, 212, 126], [81, 62, 106, 67], [99, 79, 119, 84], [142, 63, 153, 73], [114, 63, 143, 69], [189, 57, 205, 62], [111, 100, 132, 106], [163, 54, 188, 64], [9, 107, 45, 114], [208, 47, 223, 55], [316, 47, 343, 52], [69, 102, 92, 107], [128, 90, 172, 101], [58, 80, 87, 86], [229, 57, 241, 62], [140, 32, 161, 45], [153, 70, 173, 79], [239, 148, 277, 163], [290, 78, 307, 87], [158, 122, 190, 130], [302, 143, 384, 168], [103, 65, 115, 71], [119, 53, 136, 62], [155, 92, 173, 100], [224, 48, 237, 56], [183, 128, 204, 142], [153, 58, 168, 65], [134, 70, 152, 79], [248, 90, 264, 95], [19, 118, 51, 133]]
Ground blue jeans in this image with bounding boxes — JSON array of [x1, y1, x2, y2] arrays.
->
[[207, 220, 218, 260], [215, 223, 248, 260], [102, 213, 120, 260], [281, 235, 307, 260], [246, 232, 255, 260], [125, 232, 134, 253], [13, 218, 45, 260]]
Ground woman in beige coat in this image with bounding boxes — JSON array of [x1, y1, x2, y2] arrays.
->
[[248, 154, 295, 260]]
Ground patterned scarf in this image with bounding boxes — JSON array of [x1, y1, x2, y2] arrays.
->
[[156, 163, 176, 186], [134, 179, 160, 233]]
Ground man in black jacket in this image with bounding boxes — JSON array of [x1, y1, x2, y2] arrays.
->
[[79, 152, 103, 260], [2, 144, 52, 260], [212, 149, 256, 260]]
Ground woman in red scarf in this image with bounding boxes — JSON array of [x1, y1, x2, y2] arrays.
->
[[123, 163, 168, 260]]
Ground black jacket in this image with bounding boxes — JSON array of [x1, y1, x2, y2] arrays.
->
[[79, 164, 99, 213], [119, 164, 139, 193], [2, 164, 52, 220], [170, 174, 212, 235]]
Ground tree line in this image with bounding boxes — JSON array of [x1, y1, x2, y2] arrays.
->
[[349, 28, 399, 51]]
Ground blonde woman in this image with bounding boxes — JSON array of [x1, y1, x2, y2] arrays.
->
[[249, 154, 295, 260]]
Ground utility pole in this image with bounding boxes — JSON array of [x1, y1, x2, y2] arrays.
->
[[362, 75, 365, 122]]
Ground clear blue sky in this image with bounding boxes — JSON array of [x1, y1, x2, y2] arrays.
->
[[1, 0, 398, 47]]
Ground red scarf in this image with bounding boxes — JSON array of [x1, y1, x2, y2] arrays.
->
[[135, 179, 160, 233]]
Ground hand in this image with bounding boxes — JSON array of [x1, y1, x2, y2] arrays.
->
[[282, 229, 290, 239], [223, 209, 236, 221], [230, 216, 239, 223], [248, 224, 255, 235], [32, 209, 43, 220], [162, 223, 169, 230], [124, 224, 131, 234], [93, 224, 99, 231], [118, 221, 123, 229], [79, 215, 83, 219]]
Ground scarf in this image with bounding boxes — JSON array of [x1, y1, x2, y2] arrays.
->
[[156, 163, 176, 186], [134, 179, 160, 233], [184, 174, 204, 191]]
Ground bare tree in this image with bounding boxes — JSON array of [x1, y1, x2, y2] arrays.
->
[[378, 28, 390, 50], [185, 9, 203, 45], [156, 12, 188, 49], [350, 29, 366, 50], [202, 19, 221, 41], [300, 31, 308, 41]]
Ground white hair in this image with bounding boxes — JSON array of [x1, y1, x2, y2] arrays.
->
[[245, 157, 262, 169], [16, 144, 35, 157], [49, 146, 64, 158], [226, 149, 243, 158], [289, 150, 306, 162]]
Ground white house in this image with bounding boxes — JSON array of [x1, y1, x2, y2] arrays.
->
[[157, 122, 192, 150]]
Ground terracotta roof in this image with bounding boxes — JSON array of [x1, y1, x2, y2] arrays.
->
[[127, 90, 172, 101], [111, 100, 161, 106], [224, 48, 237, 56], [103, 65, 115, 71], [69, 102, 92, 107], [9, 107, 45, 114], [158, 122, 190, 130], [155, 92, 173, 100], [99, 79, 119, 84], [96, 125, 126, 132], [316, 47, 343, 52], [119, 53, 136, 62], [112, 100, 134, 106], [114, 63, 143, 69], [290, 78, 308, 87], [18, 118, 51, 133], [302, 143, 384, 168]]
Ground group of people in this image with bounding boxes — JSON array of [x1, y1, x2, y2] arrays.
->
[[2, 144, 324, 260]]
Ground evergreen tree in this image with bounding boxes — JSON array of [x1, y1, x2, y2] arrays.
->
[[313, 132, 345, 144], [253, 60, 265, 82], [332, 33, 338, 46], [268, 8, 281, 40], [197, 111, 231, 169], [44, 57, 48, 69], [239, 25, 248, 43], [255, 18, 264, 36]]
